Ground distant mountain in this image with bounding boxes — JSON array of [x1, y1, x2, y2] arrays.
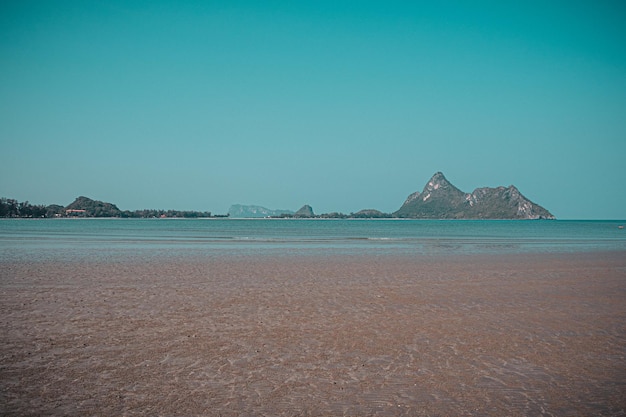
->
[[394, 172, 555, 219], [294, 205, 315, 218], [66, 196, 122, 217], [228, 204, 294, 218], [271, 204, 316, 218]]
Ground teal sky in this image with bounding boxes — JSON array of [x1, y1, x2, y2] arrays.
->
[[1, 1, 625, 219]]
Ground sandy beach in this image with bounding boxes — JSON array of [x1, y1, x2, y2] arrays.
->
[[1, 251, 625, 416]]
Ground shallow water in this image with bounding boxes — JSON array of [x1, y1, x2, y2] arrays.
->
[[1, 218, 625, 262], [1, 252, 625, 416], [2, 219, 626, 415]]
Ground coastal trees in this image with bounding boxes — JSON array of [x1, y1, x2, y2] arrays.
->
[[0, 198, 51, 217], [0, 198, 18, 217], [0, 196, 215, 218], [121, 209, 213, 218]]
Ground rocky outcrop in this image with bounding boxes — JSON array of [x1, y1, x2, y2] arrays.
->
[[294, 205, 315, 218], [394, 172, 555, 219]]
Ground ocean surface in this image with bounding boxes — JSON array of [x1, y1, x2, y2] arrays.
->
[[1, 218, 625, 262]]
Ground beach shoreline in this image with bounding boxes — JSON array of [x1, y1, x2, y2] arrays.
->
[[1, 251, 625, 416]]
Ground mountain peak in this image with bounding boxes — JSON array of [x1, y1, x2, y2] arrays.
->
[[423, 172, 455, 193], [295, 205, 315, 217], [429, 171, 447, 183], [394, 173, 555, 219]]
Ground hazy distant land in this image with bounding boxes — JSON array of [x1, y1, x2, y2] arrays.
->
[[1, 172, 555, 220]]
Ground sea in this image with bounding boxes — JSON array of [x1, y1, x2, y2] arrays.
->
[[1, 218, 625, 262]]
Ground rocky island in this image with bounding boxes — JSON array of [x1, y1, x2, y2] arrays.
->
[[231, 173, 555, 219], [394, 172, 555, 219]]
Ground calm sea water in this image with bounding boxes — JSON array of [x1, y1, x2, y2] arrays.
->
[[1, 218, 625, 262]]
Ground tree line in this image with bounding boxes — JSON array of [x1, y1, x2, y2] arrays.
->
[[0, 197, 223, 218], [0, 198, 64, 218], [122, 209, 217, 218]]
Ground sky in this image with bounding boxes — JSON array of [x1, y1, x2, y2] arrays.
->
[[1, 1, 625, 219]]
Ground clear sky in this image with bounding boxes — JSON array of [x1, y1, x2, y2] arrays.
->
[[1, 1, 625, 219]]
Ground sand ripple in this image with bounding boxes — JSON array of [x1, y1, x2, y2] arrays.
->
[[1, 252, 625, 416]]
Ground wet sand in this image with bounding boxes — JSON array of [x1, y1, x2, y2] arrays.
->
[[1, 251, 625, 416]]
